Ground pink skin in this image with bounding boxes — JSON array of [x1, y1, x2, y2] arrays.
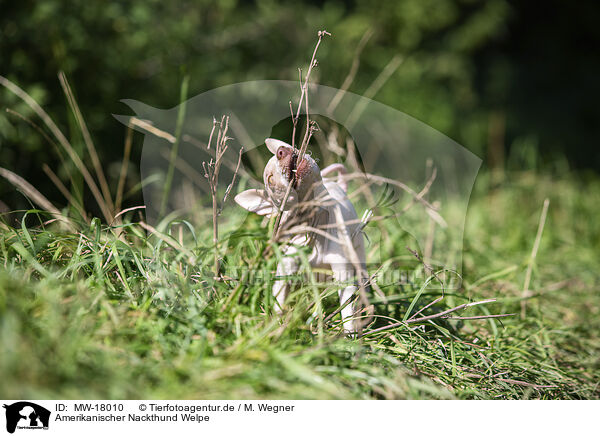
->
[[235, 138, 366, 334]]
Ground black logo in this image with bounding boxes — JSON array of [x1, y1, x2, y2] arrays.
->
[[2, 402, 50, 434]]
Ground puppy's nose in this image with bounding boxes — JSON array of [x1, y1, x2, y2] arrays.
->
[[295, 158, 313, 182]]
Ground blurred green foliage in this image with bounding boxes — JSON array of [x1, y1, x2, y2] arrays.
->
[[1, 0, 599, 212]]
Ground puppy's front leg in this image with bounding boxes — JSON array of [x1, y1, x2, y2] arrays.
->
[[339, 283, 358, 334], [272, 246, 300, 314], [331, 262, 359, 334]]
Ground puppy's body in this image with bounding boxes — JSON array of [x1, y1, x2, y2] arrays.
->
[[235, 138, 366, 333]]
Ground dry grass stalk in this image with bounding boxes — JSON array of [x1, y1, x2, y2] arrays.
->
[[130, 117, 176, 143], [0, 166, 73, 229], [327, 28, 375, 114], [115, 121, 134, 215], [272, 29, 330, 239], [360, 298, 514, 337], [332, 203, 370, 330], [345, 54, 404, 130], [495, 378, 557, 389], [112, 205, 146, 224], [42, 164, 89, 223], [129, 116, 242, 174], [158, 148, 211, 195], [202, 115, 243, 278]]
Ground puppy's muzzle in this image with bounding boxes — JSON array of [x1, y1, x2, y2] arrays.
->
[[276, 145, 312, 190]]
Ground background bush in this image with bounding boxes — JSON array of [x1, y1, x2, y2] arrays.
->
[[2, 0, 599, 213]]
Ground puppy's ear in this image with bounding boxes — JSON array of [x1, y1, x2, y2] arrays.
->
[[234, 189, 276, 216], [265, 138, 293, 155]]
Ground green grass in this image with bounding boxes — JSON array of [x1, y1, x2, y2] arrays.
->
[[1, 169, 598, 399]]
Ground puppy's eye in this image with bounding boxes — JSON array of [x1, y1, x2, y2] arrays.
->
[[277, 147, 286, 159]]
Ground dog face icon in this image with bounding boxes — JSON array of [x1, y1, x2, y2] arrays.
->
[[3, 402, 50, 434]]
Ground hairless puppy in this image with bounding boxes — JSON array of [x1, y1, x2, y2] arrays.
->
[[235, 138, 367, 334]]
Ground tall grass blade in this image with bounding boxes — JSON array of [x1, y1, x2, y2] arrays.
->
[[160, 75, 190, 217], [58, 71, 115, 214], [0, 75, 112, 222]]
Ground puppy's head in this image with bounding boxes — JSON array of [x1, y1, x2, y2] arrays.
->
[[263, 138, 321, 203], [235, 138, 322, 217]]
